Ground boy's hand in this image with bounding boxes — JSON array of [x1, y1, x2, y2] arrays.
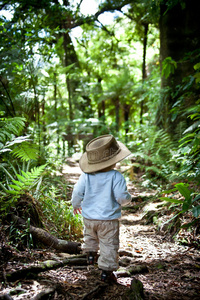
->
[[73, 208, 82, 215]]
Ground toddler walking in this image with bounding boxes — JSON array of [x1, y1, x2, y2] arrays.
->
[[71, 134, 132, 282]]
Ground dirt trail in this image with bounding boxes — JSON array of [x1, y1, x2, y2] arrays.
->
[[1, 161, 199, 299], [62, 160, 200, 299]]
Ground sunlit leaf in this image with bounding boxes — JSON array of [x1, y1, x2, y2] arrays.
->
[[174, 183, 191, 201], [192, 205, 200, 217], [159, 197, 184, 204]]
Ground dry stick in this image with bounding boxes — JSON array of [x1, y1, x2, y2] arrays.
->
[[0, 294, 14, 300], [64, 290, 75, 300], [32, 287, 56, 300], [81, 283, 108, 300]]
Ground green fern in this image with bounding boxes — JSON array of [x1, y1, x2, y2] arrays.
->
[[0, 117, 39, 161], [6, 164, 46, 195], [0, 117, 26, 142], [130, 126, 175, 181], [11, 142, 39, 161], [175, 107, 200, 181]]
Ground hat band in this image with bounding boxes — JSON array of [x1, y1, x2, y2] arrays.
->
[[87, 148, 121, 164]]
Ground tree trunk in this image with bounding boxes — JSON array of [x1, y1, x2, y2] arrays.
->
[[115, 96, 120, 133], [31, 70, 41, 154], [63, 29, 79, 121], [41, 96, 48, 146], [54, 72, 60, 155], [123, 103, 130, 143], [140, 23, 148, 125], [62, 28, 80, 155], [97, 77, 106, 123], [0, 76, 16, 117], [159, 0, 200, 137], [11, 215, 81, 254]]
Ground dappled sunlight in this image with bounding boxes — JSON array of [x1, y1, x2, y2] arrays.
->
[[120, 208, 190, 263]]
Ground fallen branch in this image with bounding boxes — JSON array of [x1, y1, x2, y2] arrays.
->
[[81, 283, 108, 300], [116, 264, 148, 278], [0, 294, 13, 300], [32, 287, 56, 300], [11, 215, 81, 254], [6, 256, 87, 282]]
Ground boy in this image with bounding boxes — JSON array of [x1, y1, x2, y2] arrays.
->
[[71, 134, 132, 282]]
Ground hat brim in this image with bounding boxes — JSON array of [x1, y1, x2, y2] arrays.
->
[[79, 141, 131, 173]]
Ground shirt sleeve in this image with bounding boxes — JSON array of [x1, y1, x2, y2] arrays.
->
[[113, 173, 132, 206], [71, 173, 85, 209]]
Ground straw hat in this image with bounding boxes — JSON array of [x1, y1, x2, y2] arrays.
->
[[79, 134, 131, 173]]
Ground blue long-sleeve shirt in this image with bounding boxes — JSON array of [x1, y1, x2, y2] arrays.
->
[[71, 170, 132, 220]]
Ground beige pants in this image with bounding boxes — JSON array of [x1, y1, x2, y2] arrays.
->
[[82, 218, 119, 271]]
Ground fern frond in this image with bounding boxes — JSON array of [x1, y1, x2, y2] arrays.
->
[[0, 117, 38, 162], [21, 170, 30, 178], [12, 180, 24, 187], [7, 164, 46, 195], [5, 189, 19, 195], [16, 174, 27, 182], [11, 142, 39, 161], [9, 184, 22, 191], [0, 117, 26, 143], [24, 165, 46, 186]]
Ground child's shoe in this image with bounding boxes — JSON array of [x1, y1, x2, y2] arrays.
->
[[101, 270, 117, 283], [87, 252, 97, 265]]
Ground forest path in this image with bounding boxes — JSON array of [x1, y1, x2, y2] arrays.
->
[[2, 161, 199, 300], [62, 159, 200, 299]]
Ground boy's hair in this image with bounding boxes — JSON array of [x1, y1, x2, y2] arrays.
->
[[97, 164, 116, 172]]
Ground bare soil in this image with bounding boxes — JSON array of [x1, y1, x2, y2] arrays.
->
[[1, 161, 200, 299]]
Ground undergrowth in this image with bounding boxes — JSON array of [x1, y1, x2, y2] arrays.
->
[[39, 175, 83, 241], [127, 125, 176, 188], [0, 116, 83, 248]]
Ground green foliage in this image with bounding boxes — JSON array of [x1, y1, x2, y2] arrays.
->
[[6, 165, 46, 195], [38, 176, 83, 240], [129, 125, 175, 184], [0, 117, 39, 160], [193, 62, 200, 84], [0, 164, 46, 213], [8, 218, 33, 250], [11, 142, 39, 161], [0, 117, 26, 142], [40, 195, 83, 240], [162, 57, 177, 79], [160, 182, 200, 223], [170, 103, 200, 182]]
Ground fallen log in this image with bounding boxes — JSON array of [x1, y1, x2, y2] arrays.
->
[[116, 264, 148, 278], [32, 287, 56, 300], [6, 255, 87, 282], [11, 215, 81, 254], [127, 264, 148, 275]]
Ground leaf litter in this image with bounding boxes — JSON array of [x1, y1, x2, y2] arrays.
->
[[1, 162, 200, 299]]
